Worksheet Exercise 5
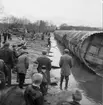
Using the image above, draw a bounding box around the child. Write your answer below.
[24,73,44,105]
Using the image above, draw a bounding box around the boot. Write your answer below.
[60,84,62,90]
[60,80,63,90]
[64,79,69,90]
[60,75,64,90]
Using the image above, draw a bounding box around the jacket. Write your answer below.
[36,55,51,84]
[59,54,73,76]
[0,48,14,68]
[24,85,44,105]
[36,55,51,72]
[17,54,29,74]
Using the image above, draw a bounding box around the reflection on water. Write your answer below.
[50,34,102,105]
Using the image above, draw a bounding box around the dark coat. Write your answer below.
[36,55,51,84]
[24,85,44,105]
[36,55,51,72]
[0,48,14,68]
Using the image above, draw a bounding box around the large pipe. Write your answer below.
[54,30,103,77]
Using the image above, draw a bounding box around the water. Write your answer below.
[49,34,102,105]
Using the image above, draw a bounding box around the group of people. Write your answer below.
[1,31,12,44]
[0,31,82,105]
[24,48,82,105]
[0,41,29,89]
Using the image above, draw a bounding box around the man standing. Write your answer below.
[59,49,73,90]
[36,51,51,85]
[0,42,14,86]
[17,51,29,89]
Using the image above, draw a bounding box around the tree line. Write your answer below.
[59,23,102,31]
[0,16,56,34]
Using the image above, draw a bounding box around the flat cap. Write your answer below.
[64,49,69,53]
[42,50,47,55]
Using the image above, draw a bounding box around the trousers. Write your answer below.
[18,73,25,88]
[60,75,69,88]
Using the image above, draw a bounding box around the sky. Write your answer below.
[0,0,102,27]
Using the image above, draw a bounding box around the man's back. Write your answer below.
[37,56,51,71]
[17,54,29,74]
[0,48,14,66]
[59,54,72,76]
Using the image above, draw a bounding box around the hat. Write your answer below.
[32,73,43,85]
[64,49,69,53]
[72,90,82,101]
[42,50,47,55]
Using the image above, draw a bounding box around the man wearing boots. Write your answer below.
[59,49,73,90]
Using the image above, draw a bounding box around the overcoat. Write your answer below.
[59,54,72,76]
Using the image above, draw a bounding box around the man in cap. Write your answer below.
[36,50,51,85]
[0,42,14,86]
[24,73,44,105]
[59,49,73,90]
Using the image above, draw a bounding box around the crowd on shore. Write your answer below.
[0,30,82,105]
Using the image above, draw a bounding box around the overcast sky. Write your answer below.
[0,0,102,27]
